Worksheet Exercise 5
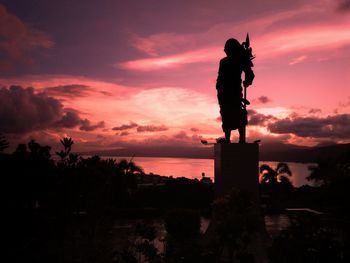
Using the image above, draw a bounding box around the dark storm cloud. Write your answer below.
[0,86,105,133]
[112,121,138,131]
[55,111,82,128]
[248,109,276,126]
[80,119,105,131]
[44,85,91,98]
[57,110,105,131]
[137,125,168,133]
[0,86,63,133]
[268,114,350,138]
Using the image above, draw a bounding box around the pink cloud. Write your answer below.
[119,1,350,72]
[117,47,219,71]
[119,25,350,71]
[130,32,190,56]
[289,55,307,65]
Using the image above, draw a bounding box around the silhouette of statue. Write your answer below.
[216,36,255,143]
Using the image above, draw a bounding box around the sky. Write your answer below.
[0,0,350,156]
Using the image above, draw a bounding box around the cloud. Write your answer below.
[129,32,191,56]
[256,96,271,104]
[289,55,307,65]
[56,110,105,131]
[119,131,130,136]
[80,119,105,131]
[0,85,105,134]
[117,47,218,71]
[0,86,63,133]
[336,0,350,12]
[112,121,138,131]
[248,109,276,126]
[0,4,53,67]
[44,85,91,98]
[267,114,350,139]
[55,111,81,128]
[137,124,168,133]
[308,108,322,114]
[118,2,350,72]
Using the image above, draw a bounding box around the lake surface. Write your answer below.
[106,156,315,187]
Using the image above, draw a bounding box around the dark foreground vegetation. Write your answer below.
[1,134,350,262]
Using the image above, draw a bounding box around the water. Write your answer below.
[106,156,314,187]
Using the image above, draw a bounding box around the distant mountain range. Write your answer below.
[260,143,350,162]
[81,143,350,163]
[260,143,350,163]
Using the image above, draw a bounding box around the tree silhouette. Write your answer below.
[56,137,74,160]
[307,153,350,186]
[0,134,9,152]
[117,158,144,175]
[213,188,259,262]
[260,162,292,185]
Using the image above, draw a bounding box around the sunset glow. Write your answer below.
[0,0,349,155]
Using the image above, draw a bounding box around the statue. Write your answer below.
[216,34,255,143]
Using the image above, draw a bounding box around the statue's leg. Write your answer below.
[225,130,231,143]
[238,125,246,143]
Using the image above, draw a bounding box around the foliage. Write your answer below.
[117,158,144,175]
[212,188,260,262]
[0,133,9,152]
[259,163,294,212]
[269,214,345,263]
[2,136,215,262]
[135,222,157,241]
[305,152,350,213]
[260,162,292,186]
[164,208,202,263]
[165,208,201,240]
[307,151,350,186]
[55,137,74,160]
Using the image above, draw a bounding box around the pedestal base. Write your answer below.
[214,143,259,200]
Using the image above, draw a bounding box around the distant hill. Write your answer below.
[260,143,350,163]
[81,145,213,159]
[81,143,350,163]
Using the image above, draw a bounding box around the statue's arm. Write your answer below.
[243,65,255,88]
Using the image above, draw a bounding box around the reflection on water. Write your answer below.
[108,156,314,187]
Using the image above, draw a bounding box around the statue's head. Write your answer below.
[224,38,241,57]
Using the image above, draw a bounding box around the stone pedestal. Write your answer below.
[214,143,259,200]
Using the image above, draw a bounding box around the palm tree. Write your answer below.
[260,162,292,185]
[116,158,144,175]
[56,137,74,160]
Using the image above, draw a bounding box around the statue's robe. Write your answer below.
[216,55,254,132]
